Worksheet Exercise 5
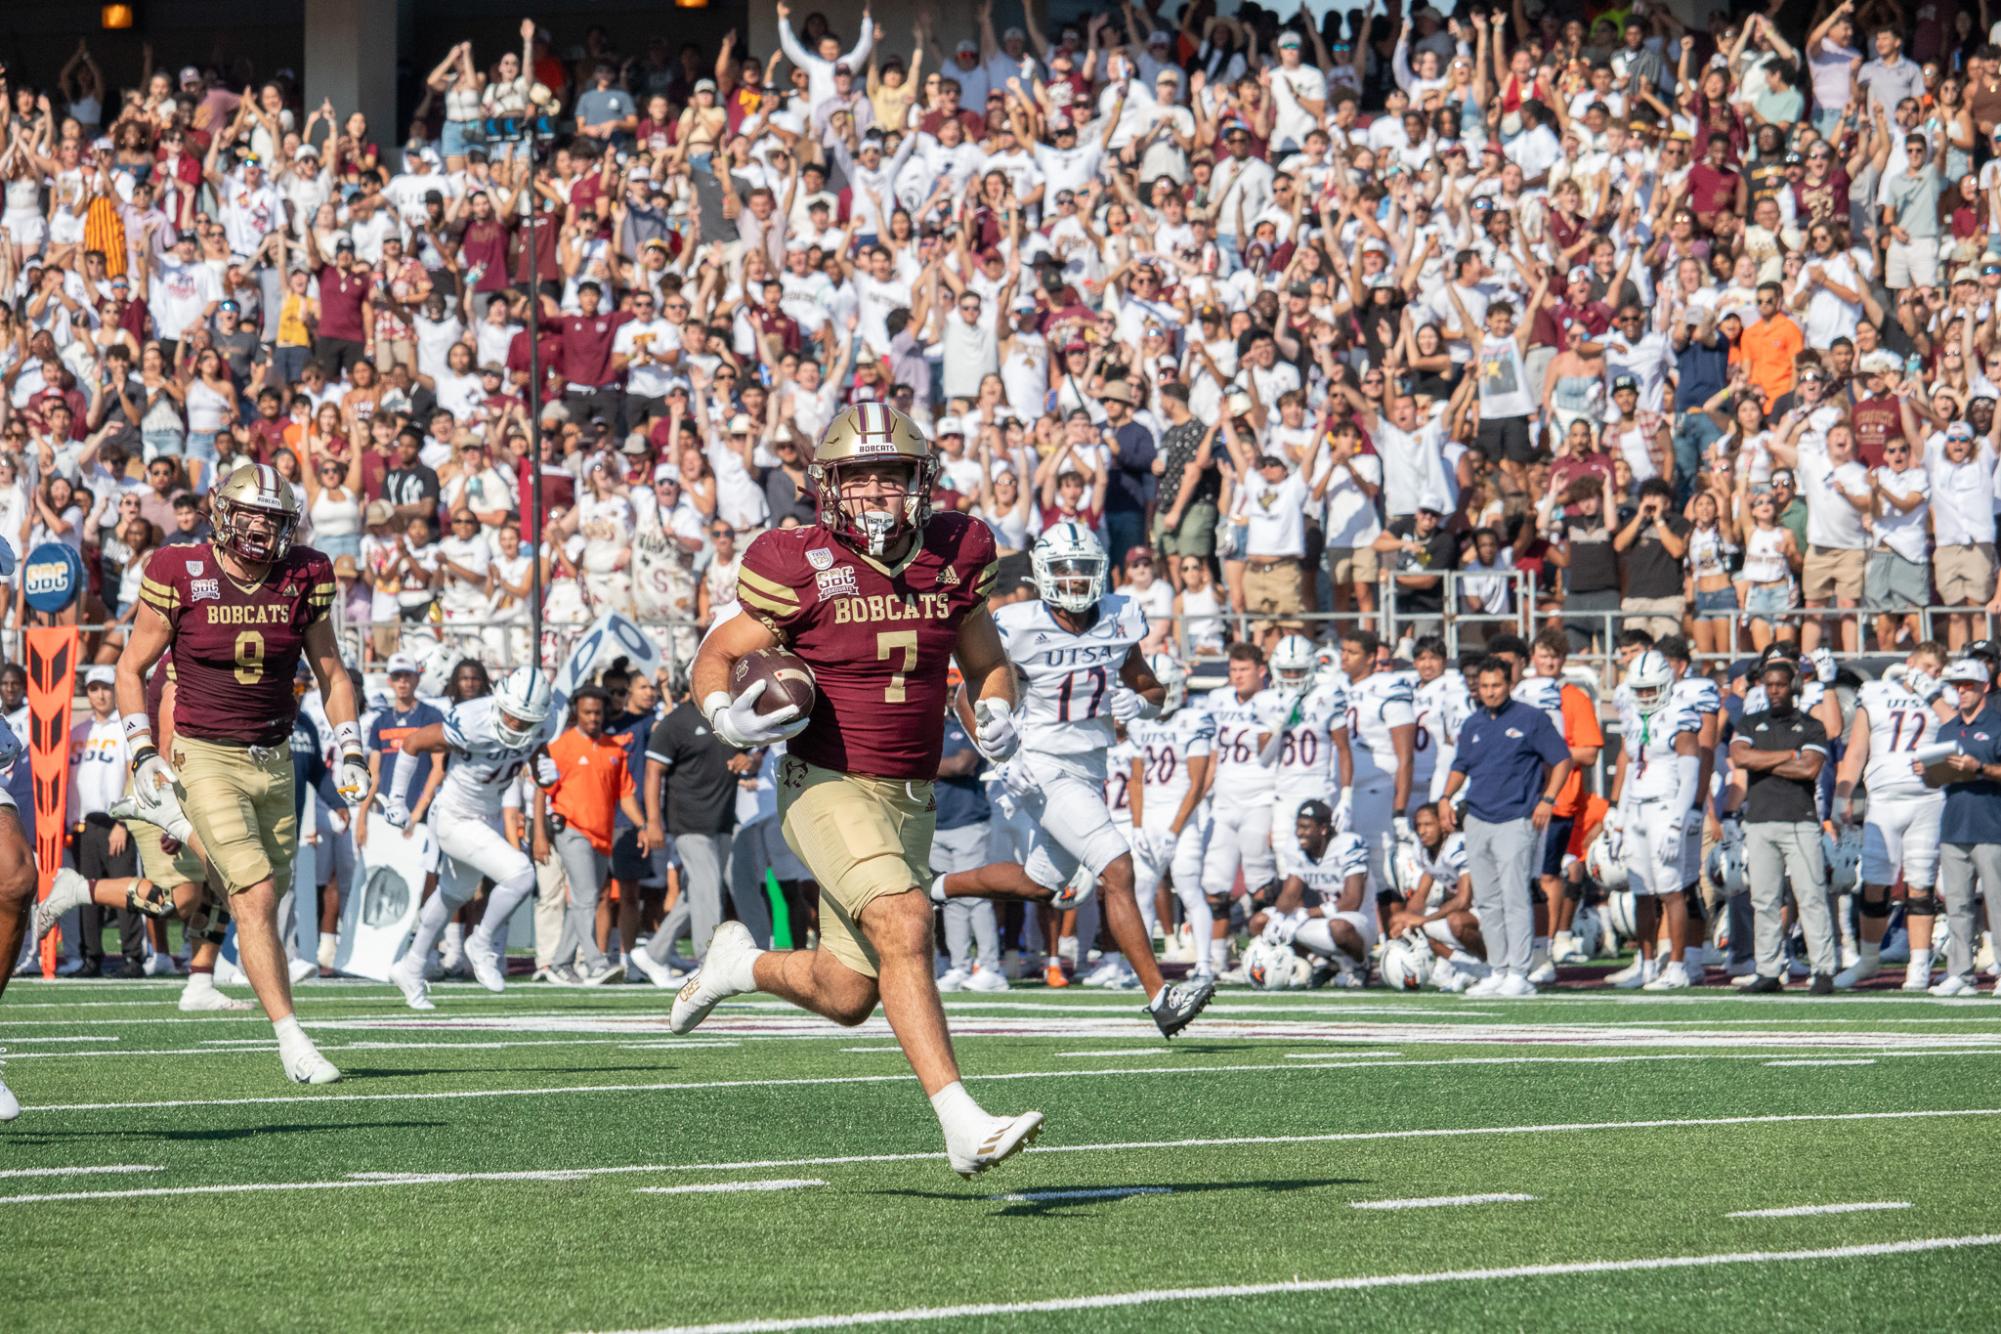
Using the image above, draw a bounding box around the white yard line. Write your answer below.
[1057,1049,1169,1057]
[1349,1192,1538,1211]
[633,1180,826,1197]
[1727,1201,1913,1219]
[0,1180,417,1205]
[0,1165,161,1180]
[586,1234,2001,1334]
[1764,1059,1878,1067]
[0,1035,119,1044]
[990,1187,1174,1203]
[1283,1051,1403,1060]
[839,1046,906,1053]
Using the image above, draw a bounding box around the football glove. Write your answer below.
[703,683,808,750]
[376,794,411,829]
[129,749,193,845]
[1392,814,1413,846]
[1906,667,1942,704]
[534,752,560,788]
[336,747,371,806]
[1260,913,1301,947]
[1110,688,1156,722]
[972,699,1021,762]
[1809,647,1837,686]
[1333,789,1354,833]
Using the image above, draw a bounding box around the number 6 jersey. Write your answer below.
[138,540,335,746]
[734,511,999,781]
[994,593,1147,781]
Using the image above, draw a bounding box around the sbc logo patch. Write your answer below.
[190,579,221,602]
[816,566,859,599]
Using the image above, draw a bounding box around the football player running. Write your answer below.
[1264,635,1355,873]
[1198,643,1283,977]
[672,404,1045,1178]
[1246,800,1373,986]
[995,523,1213,1034]
[116,465,357,1085]
[1384,801,1488,992]
[1833,642,1952,989]
[376,666,556,1009]
[1340,628,1418,897]
[1126,655,1214,976]
[1604,651,1705,990]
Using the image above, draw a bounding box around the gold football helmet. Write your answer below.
[809,402,937,556]
[212,463,304,564]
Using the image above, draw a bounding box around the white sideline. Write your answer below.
[1765,1059,1878,1067]
[585,1234,2001,1334]
[1728,1202,1913,1218]
[1349,1193,1537,1211]
[0,1165,161,1179]
[633,1180,826,1197]
[990,1187,1173,1203]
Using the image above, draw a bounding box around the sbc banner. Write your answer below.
[25,627,78,978]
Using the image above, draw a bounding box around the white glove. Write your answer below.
[1334,789,1354,833]
[534,752,560,787]
[1110,688,1150,722]
[1393,814,1413,846]
[1261,913,1301,947]
[1602,806,1625,838]
[336,747,371,806]
[703,683,809,750]
[973,699,1020,762]
[131,749,193,843]
[1810,647,1837,685]
[1906,667,1941,703]
[376,794,411,829]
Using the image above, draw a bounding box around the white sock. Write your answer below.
[929,873,950,905]
[272,1015,304,1042]
[184,971,215,998]
[929,1079,986,1136]
[1860,939,1882,967]
[1911,947,1934,971]
[723,942,762,993]
[1097,952,1124,971]
[443,922,465,957]
[476,873,538,946]
[407,892,459,960]
[1209,938,1229,972]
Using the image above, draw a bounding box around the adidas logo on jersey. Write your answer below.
[937,565,960,587]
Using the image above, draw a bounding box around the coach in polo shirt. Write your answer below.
[1436,658,1574,997]
[1921,658,2001,996]
[1724,658,1834,993]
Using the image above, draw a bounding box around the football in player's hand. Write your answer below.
[732,647,818,720]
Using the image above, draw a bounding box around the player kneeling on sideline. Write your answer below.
[993,523,1215,1034]
[1384,801,1489,992]
[670,403,1050,1177]
[375,667,556,1009]
[1245,800,1373,987]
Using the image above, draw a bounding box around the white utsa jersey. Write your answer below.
[995,593,1147,777]
[1743,679,1826,716]
[1203,686,1283,806]
[433,696,542,822]
[1272,681,1351,801]
[1345,670,1415,787]
[1414,833,1470,912]
[1413,672,1472,795]
[1672,673,1722,721]
[1617,697,1701,803]
[1106,738,1137,829]
[1513,674,1567,730]
[1288,831,1370,906]
[1128,709,1214,829]
[1856,679,1937,798]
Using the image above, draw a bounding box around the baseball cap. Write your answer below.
[1942,658,1990,685]
[727,413,754,435]
[1277,32,1303,48]
[386,653,419,677]
[179,65,202,83]
[1948,421,1977,441]
[956,39,979,56]
[1612,373,1640,393]
[1416,491,1450,515]
[936,416,965,437]
[1567,265,1593,284]
[1295,798,1334,823]
[693,78,717,94]
[653,461,681,484]
[84,666,115,688]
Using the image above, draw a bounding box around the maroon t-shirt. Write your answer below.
[316,264,373,342]
[1685,163,1741,217]
[460,219,512,294]
[553,311,628,388]
[1849,394,1902,468]
[507,328,564,406]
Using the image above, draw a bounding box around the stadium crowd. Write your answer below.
[4,2,2001,998]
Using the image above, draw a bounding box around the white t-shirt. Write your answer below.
[1799,437,1870,550]
[1871,465,1930,562]
[1315,451,1384,549]
[1241,471,1308,559]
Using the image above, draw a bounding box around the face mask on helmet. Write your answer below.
[219,500,297,563]
[493,669,551,747]
[1039,555,1103,611]
[1271,637,1316,690]
[826,460,925,557]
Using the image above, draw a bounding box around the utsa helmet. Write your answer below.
[212,464,303,564]
[493,667,554,748]
[1622,649,1675,717]
[809,402,938,557]
[1031,522,1107,613]
[1270,635,1318,691]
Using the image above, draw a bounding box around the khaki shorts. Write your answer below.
[1803,545,1866,602]
[170,734,297,895]
[1243,558,1306,618]
[1935,542,1997,606]
[1155,501,1218,559]
[1326,544,1380,588]
[777,755,935,980]
[1619,594,1684,641]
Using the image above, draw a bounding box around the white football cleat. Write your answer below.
[1903,960,1934,992]
[1611,959,1651,990]
[32,868,92,941]
[0,1071,17,1123]
[936,966,970,993]
[965,965,1010,993]
[388,954,435,1011]
[1077,958,1126,988]
[1526,945,1556,985]
[1551,931,1587,965]
[463,933,507,993]
[1493,972,1538,998]
[1464,972,1506,998]
[278,1032,342,1085]
[946,1109,1045,1179]
[1832,958,1880,990]
[178,983,253,1012]
[1643,961,1692,991]
[1929,973,1978,998]
[629,948,679,988]
[288,956,318,985]
[669,921,759,1035]
[143,951,182,977]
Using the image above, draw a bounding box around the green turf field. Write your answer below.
[2,977,1999,1332]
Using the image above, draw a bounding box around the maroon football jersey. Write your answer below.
[736,512,998,780]
[138,542,336,746]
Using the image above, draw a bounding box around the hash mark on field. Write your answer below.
[1764,1059,1878,1067]
[990,1187,1174,1203]
[1728,1201,1913,1218]
[1350,1192,1537,1211]
[590,1234,2001,1333]
[633,1179,826,1197]
[0,1165,161,1180]
[1058,1049,1168,1057]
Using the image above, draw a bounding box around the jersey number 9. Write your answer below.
[234,630,266,685]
